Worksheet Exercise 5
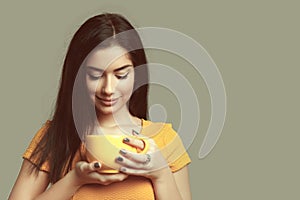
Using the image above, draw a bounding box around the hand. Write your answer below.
[73,161,128,186]
[115,136,170,181]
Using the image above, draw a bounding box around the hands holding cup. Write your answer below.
[85,131,169,182]
[75,133,150,187]
[115,134,169,181]
[73,161,128,186]
[85,133,150,173]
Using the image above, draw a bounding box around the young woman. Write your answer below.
[9,13,191,200]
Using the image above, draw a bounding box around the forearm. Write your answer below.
[151,168,183,200]
[34,170,80,200]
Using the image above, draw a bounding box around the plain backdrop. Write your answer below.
[1,1,299,199]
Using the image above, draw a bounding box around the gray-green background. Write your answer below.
[1,1,299,199]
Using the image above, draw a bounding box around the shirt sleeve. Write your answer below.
[159,123,191,172]
[22,121,51,172]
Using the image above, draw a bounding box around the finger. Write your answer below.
[123,137,145,149]
[119,167,148,176]
[120,149,149,164]
[91,173,128,185]
[77,161,101,173]
[131,129,140,136]
[102,173,128,182]
[115,155,151,170]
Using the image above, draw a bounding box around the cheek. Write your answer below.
[86,77,98,98]
[117,78,134,97]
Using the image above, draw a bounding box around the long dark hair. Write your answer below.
[29,13,149,183]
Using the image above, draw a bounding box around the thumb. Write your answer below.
[77,161,101,173]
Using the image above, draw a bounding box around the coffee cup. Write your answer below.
[85,134,149,173]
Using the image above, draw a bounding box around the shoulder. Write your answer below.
[29,120,52,144]
[141,119,177,140]
[37,120,52,136]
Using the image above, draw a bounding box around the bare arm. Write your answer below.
[116,137,192,200]
[151,166,191,200]
[8,159,80,200]
[9,159,128,200]
[9,159,49,199]
[172,166,192,200]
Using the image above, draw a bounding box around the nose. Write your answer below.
[101,75,114,95]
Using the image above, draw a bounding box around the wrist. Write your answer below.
[150,167,173,183]
[68,170,84,188]
[150,167,183,200]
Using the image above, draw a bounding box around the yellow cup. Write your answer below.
[85,135,149,173]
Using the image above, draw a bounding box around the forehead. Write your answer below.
[85,46,132,71]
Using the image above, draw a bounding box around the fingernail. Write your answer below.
[123,137,130,143]
[116,157,123,162]
[94,162,100,168]
[120,149,127,155]
[120,167,126,172]
[132,129,140,135]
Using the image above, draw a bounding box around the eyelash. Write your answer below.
[88,74,101,80]
[116,73,129,79]
[88,73,129,80]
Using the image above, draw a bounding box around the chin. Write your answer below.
[95,104,122,116]
[94,97,130,116]
[96,107,114,115]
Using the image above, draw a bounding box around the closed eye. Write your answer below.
[116,72,129,80]
[87,73,103,80]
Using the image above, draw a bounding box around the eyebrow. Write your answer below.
[86,64,133,73]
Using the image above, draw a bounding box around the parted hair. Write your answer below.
[29,13,149,183]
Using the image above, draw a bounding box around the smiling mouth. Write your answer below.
[96,96,119,106]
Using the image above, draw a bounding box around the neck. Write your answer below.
[96,107,139,128]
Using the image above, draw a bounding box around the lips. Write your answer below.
[96,96,119,106]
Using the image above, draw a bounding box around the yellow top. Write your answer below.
[23,119,191,200]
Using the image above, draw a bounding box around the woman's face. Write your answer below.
[84,46,135,116]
